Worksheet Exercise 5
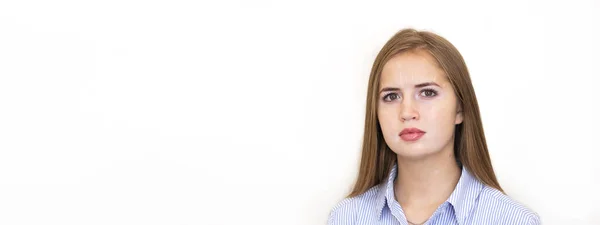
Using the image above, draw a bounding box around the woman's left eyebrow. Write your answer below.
[379,82,440,93]
[414,82,440,88]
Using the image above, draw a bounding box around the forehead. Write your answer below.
[380,50,449,87]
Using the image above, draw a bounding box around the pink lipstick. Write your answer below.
[399,128,425,141]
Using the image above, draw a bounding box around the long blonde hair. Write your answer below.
[349,28,503,197]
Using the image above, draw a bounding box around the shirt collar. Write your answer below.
[446,166,484,224]
[375,163,397,219]
[375,162,484,224]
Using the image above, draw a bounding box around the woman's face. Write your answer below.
[377,50,463,158]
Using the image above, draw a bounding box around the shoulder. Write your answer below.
[474,186,541,224]
[327,184,382,225]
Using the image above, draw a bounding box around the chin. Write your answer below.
[390,144,440,158]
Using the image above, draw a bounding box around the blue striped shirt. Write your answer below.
[328,163,540,225]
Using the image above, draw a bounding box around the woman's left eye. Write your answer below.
[420,89,438,97]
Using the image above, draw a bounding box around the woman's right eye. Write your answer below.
[383,93,400,102]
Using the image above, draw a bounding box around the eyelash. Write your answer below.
[382,88,438,102]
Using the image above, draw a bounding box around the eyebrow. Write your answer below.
[379,82,440,94]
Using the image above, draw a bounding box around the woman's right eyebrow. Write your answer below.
[379,87,400,94]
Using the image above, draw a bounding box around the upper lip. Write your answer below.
[399,127,425,135]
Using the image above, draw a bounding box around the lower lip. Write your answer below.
[400,132,425,141]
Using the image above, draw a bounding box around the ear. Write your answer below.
[455,104,464,125]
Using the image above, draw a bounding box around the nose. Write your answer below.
[399,98,419,122]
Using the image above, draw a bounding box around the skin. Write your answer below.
[377,49,464,223]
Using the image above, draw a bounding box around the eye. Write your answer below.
[382,93,400,102]
[420,88,438,97]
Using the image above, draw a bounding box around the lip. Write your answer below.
[399,128,425,141]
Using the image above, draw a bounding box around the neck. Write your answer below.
[394,146,461,208]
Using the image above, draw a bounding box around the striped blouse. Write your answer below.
[328,163,540,225]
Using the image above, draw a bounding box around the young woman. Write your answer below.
[327,28,540,225]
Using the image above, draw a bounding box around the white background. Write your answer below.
[0,0,598,224]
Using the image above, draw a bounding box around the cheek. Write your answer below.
[421,99,456,121]
[425,107,448,123]
[377,107,399,133]
[420,104,457,139]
